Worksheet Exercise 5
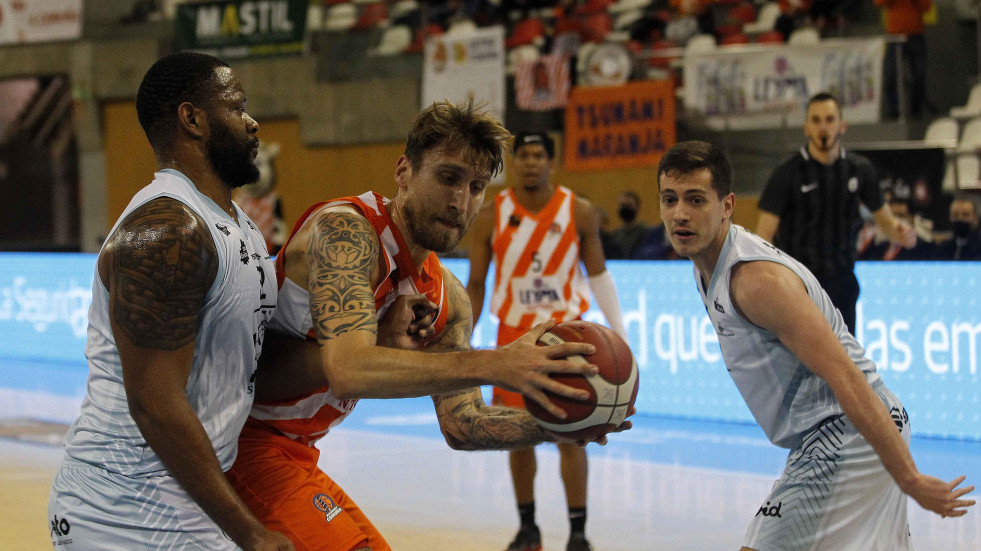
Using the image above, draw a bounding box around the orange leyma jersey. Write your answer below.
[490,185,590,330]
[243,191,449,449]
[236,192,282,252]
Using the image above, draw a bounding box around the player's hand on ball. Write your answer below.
[524,321,639,442]
[376,293,437,349]
[561,405,636,446]
[498,320,600,418]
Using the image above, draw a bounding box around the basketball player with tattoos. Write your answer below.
[226,100,628,551]
[47,53,293,550]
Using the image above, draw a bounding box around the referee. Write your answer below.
[754,92,915,333]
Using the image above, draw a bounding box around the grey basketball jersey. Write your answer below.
[62,169,277,476]
[695,224,880,449]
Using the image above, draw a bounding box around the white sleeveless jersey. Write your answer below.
[63,169,277,476]
[696,224,880,449]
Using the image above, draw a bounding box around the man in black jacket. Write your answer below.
[755,92,915,333]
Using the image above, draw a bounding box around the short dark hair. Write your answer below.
[404,98,511,178]
[621,190,641,204]
[512,131,555,159]
[952,195,979,217]
[136,52,230,152]
[657,141,733,198]
[806,92,841,116]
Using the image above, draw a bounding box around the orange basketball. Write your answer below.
[525,320,638,441]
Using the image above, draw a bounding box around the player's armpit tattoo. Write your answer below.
[308,211,379,341]
[435,391,547,450]
[107,199,218,350]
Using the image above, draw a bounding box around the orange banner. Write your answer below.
[563,80,676,172]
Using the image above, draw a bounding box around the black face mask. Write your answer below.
[951,220,974,238]
[618,206,637,224]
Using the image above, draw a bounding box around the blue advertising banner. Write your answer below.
[0,253,94,364]
[450,259,981,442]
[1,253,978,441]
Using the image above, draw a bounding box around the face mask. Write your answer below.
[618,206,637,223]
[951,220,973,238]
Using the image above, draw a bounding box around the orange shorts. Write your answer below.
[227,430,388,551]
[491,324,531,409]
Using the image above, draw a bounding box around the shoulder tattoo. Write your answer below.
[308,211,380,340]
[107,198,218,350]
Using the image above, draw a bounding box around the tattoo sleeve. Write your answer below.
[433,389,550,450]
[427,273,549,449]
[307,211,380,341]
[107,198,218,350]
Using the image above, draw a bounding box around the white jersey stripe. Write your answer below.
[249,387,350,421]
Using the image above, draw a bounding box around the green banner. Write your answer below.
[174,0,308,59]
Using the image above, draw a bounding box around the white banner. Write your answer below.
[422,25,506,123]
[682,38,885,129]
[0,0,82,45]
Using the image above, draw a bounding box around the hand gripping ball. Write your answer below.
[525,320,638,441]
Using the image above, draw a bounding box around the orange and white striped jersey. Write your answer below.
[235,192,285,253]
[243,191,449,449]
[489,185,589,330]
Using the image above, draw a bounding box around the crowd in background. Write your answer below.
[600,188,981,261]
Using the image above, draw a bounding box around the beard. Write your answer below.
[402,199,468,253]
[207,119,260,189]
[814,133,839,152]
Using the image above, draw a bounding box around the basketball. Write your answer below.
[525,320,638,441]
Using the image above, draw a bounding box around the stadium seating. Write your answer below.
[370,24,412,56]
[324,3,358,31]
[684,33,717,55]
[787,27,819,45]
[950,82,981,119]
[353,2,388,31]
[924,117,960,191]
[743,2,780,34]
[954,116,981,189]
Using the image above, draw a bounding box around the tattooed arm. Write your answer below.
[101,198,286,551]
[433,388,554,450]
[428,276,554,450]
[293,208,596,410]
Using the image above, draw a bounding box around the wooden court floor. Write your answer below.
[3,415,979,551]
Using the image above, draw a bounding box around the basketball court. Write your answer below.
[3,390,979,551]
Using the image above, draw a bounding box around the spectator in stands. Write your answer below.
[876,0,932,118]
[627,4,670,45]
[809,0,846,34]
[597,204,624,259]
[858,197,937,260]
[666,0,711,44]
[606,190,649,259]
[935,196,981,260]
[633,223,679,260]
[755,92,915,334]
[775,0,813,41]
[430,0,472,30]
[678,0,715,37]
